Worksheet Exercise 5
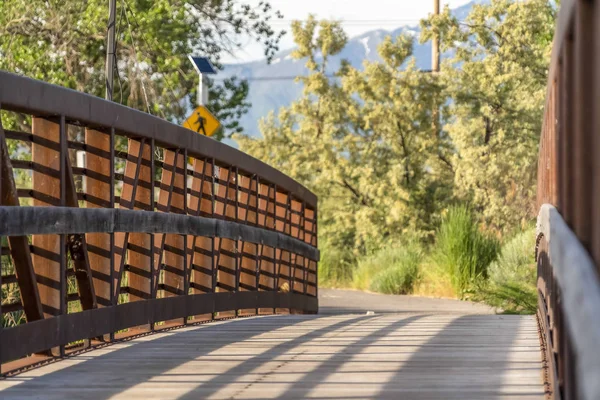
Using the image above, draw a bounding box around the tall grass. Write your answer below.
[477,228,537,314]
[318,241,356,287]
[431,205,500,297]
[353,243,422,295]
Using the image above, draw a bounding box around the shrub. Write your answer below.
[353,243,422,294]
[318,241,356,287]
[431,205,500,296]
[478,228,537,314]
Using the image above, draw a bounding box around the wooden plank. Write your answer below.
[257,183,275,314]
[31,118,62,318]
[304,207,318,297]
[275,191,291,313]
[238,174,258,315]
[187,158,214,322]
[291,199,304,295]
[215,166,237,318]
[0,123,44,322]
[85,128,112,308]
[115,139,152,303]
[154,149,186,324]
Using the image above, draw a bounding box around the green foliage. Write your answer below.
[476,228,537,313]
[0,0,285,137]
[318,241,356,287]
[421,0,557,231]
[352,243,422,295]
[368,247,421,295]
[431,206,500,296]
[239,0,556,270]
[238,15,452,255]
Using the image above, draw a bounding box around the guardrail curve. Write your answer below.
[536,1,600,399]
[0,71,319,372]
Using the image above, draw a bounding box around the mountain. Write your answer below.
[222,0,485,138]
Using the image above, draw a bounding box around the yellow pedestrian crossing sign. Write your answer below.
[182,106,221,137]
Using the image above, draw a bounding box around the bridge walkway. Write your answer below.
[0,289,544,399]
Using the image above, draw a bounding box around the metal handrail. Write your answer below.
[0,71,319,372]
[536,1,600,399]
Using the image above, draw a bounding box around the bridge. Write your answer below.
[1,0,600,399]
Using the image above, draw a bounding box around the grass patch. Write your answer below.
[353,243,422,295]
[475,228,537,314]
[430,205,500,297]
[318,241,356,287]
[412,261,456,299]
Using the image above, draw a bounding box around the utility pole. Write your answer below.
[432,0,442,151]
[105,0,117,101]
[432,0,440,73]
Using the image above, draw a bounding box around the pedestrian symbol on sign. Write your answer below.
[182,106,220,137]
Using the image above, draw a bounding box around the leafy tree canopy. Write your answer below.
[238,0,556,255]
[0,0,284,138]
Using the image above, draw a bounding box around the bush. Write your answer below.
[431,205,500,296]
[318,241,356,287]
[478,228,537,314]
[353,243,422,294]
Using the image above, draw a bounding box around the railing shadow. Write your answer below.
[0,315,317,399]
[0,311,544,399]
[370,315,544,399]
[0,314,370,399]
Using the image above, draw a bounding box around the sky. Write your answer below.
[223,0,474,63]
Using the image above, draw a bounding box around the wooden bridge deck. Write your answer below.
[0,290,544,399]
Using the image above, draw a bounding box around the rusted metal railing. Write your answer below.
[0,71,319,373]
[536,1,600,399]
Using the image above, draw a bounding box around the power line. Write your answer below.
[264,19,421,23]
[122,0,151,114]
[215,70,433,82]
[215,75,334,81]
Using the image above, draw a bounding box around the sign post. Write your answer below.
[184,55,221,136]
[188,55,217,106]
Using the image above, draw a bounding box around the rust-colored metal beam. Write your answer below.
[154,149,186,308]
[0,123,44,323]
[187,158,214,322]
[214,166,237,317]
[31,117,63,318]
[114,138,152,303]
[85,128,113,308]
[0,72,319,370]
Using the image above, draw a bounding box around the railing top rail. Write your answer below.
[537,205,600,400]
[0,71,317,208]
[547,0,575,82]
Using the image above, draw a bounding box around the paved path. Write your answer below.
[0,290,545,399]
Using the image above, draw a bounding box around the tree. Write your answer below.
[237,16,448,254]
[420,0,556,231]
[0,0,284,137]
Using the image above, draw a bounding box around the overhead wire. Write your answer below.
[121,0,151,114]
[121,0,190,114]
[114,1,125,104]
[214,69,432,83]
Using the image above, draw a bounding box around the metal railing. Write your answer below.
[536,1,600,399]
[0,71,319,372]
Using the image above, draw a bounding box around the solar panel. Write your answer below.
[188,55,217,74]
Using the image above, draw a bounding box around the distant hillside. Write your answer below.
[222,0,485,137]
